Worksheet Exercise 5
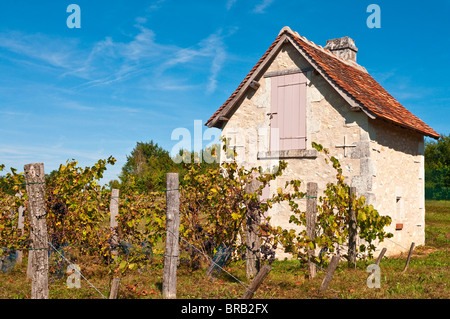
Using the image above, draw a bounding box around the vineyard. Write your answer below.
[0,144,448,300]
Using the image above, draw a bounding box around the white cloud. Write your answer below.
[147,0,168,11]
[60,101,95,112]
[226,0,238,10]
[253,0,275,13]
[0,143,110,170]
[0,31,82,70]
[202,33,227,93]
[0,22,231,94]
[0,110,32,117]
[159,29,230,94]
[135,16,147,24]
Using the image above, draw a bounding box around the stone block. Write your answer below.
[360,158,376,176]
[351,141,370,159]
[351,175,373,192]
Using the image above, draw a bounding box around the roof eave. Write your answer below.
[206,33,289,128]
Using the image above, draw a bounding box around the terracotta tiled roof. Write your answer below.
[206,28,440,139]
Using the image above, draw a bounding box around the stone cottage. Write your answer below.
[205,26,440,257]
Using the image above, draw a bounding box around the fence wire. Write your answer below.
[26,227,107,299]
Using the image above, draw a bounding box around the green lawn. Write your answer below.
[424,200,450,248]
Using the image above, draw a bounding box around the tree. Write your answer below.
[119,141,175,193]
[425,134,450,200]
[117,141,220,193]
[425,134,450,170]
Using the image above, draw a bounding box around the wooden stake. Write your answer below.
[110,189,120,257]
[245,178,261,279]
[319,254,340,292]
[348,187,357,268]
[375,248,387,266]
[24,163,48,299]
[109,277,121,299]
[16,192,25,265]
[402,242,415,273]
[242,265,272,299]
[162,173,180,299]
[306,182,318,279]
[27,250,33,280]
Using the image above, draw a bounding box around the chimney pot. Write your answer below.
[324,36,358,63]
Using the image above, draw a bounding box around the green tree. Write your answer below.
[119,141,176,192]
[117,141,220,193]
[425,134,450,199]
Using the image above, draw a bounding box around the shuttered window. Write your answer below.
[269,72,307,151]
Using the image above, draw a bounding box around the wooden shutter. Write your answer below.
[270,72,307,151]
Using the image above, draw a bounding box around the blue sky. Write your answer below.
[0,0,449,183]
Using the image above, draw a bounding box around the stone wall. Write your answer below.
[367,119,425,255]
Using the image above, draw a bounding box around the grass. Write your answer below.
[424,200,450,248]
[1,200,449,299]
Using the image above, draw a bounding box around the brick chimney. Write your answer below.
[324,36,358,63]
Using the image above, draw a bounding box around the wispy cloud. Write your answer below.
[68,25,177,89]
[146,79,201,91]
[159,28,233,94]
[0,21,233,94]
[0,143,110,168]
[0,31,82,70]
[371,70,436,104]
[146,0,168,12]
[203,33,227,93]
[0,110,32,117]
[226,0,238,10]
[253,0,275,13]
[60,101,95,112]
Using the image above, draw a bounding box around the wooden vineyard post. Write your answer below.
[17,205,25,264]
[306,182,318,279]
[110,189,120,257]
[162,173,180,299]
[16,192,25,265]
[319,254,340,292]
[348,187,357,268]
[24,163,49,299]
[402,242,415,273]
[242,265,272,299]
[375,247,387,266]
[109,277,121,299]
[245,178,262,279]
[27,248,33,280]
